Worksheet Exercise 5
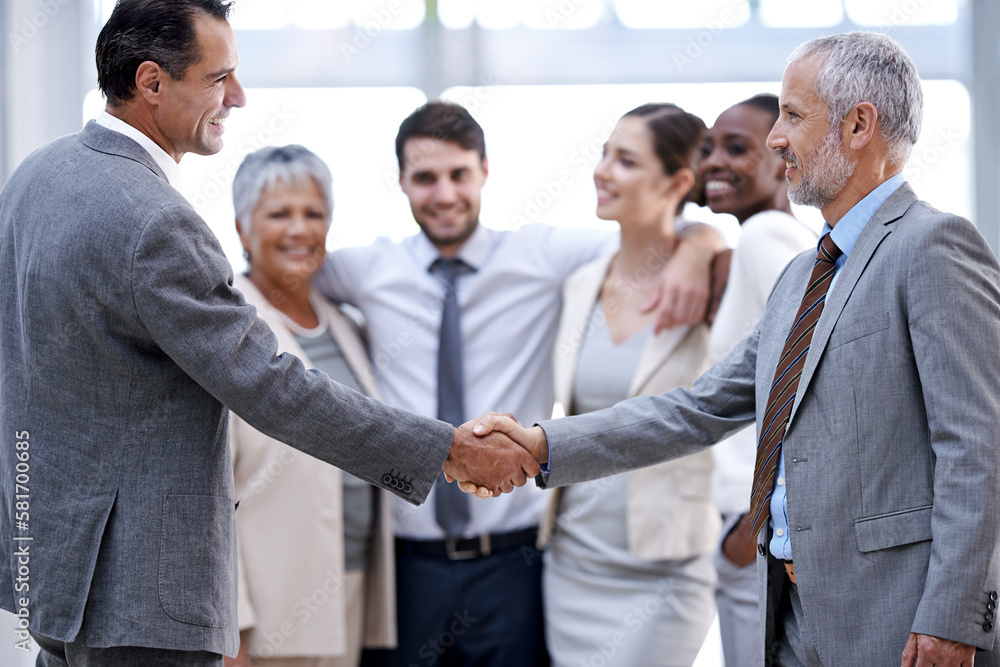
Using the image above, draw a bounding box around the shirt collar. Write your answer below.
[823,173,906,258]
[96,110,185,191]
[412,222,494,273]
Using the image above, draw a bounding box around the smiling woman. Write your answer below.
[227,144,398,667]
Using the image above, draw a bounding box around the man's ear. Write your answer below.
[480,157,489,183]
[846,102,879,151]
[134,61,164,105]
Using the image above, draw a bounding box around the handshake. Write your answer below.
[443,413,551,498]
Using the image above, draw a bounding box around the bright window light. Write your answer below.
[229,0,292,30]
[614,0,750,29]
[522,0,603,30]
[290,0,351,29]
[758,0,844,27]
[97,0,116,24]
[438,0,476,29]
[844,0,958,26]
[351,0,426,30]
[475,0,524,29]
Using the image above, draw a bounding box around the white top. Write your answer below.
[709,210,820,515]
[315,223,614,539]
[96,110,185,190]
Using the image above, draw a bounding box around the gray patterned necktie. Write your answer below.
[432,257,472,538]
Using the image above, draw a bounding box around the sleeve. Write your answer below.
[132,205,453,504]
[906,215,1000,649]
[738,214,816,304]
[312,246,368,306]
[539,318,760,488]
[534,224,618,282]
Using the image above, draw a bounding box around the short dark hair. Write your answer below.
[395,101,486,171]
[737,93,780,125]
[623,103,707,210]
[96,0,233,107]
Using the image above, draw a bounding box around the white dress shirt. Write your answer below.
[96,111,184,190]
[316,223,614,539]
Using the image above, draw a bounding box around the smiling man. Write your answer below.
[474,32,1000,666]
[0,3,533,665]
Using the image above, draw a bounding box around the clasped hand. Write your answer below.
[440,413,549,498]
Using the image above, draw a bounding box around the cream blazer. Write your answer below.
[231,274,396,657]
[540,253,721,560]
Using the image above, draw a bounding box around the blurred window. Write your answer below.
[613,0,750,29]
[844,0,959,26]
[758,0,844,27]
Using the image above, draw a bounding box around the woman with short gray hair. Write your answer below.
[226,145,396,667]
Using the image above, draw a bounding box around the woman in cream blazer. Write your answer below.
[231,275,397,665]
[227,145,395,667]
[540,105,719,667]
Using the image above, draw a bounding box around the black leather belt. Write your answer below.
[395,527,538,561]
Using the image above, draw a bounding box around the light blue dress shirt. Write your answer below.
[769,173,906,559]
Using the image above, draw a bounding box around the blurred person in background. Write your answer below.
[313,101,725,667]
[540,104,718,667]
[226,145,396,667]
[698,93,818,667]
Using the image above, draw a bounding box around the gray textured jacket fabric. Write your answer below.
[0,121,452,655]
[541,184,1000,665]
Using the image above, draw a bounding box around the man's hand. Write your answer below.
[901,633,976,666]
[443,421,540,498]
[454,414,550,495]
[641,223,724,332]
[707,248,733,325]
[720,511,757,568]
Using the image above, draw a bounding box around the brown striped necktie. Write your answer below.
[748,233,842,538]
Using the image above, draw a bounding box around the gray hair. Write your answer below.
[233,145,333,230]
[789,32,923,164]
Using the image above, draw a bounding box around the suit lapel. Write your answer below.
[788,184,918,423]
[553,255,611,409]
[628,325,690,397]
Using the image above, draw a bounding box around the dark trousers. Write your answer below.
[773,583,822,667]
[363,543,549,667]
[30,630,223,667]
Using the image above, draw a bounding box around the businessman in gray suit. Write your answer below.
[473,32,1000,666]
[0,1,535,665]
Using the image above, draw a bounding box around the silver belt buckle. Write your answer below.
[445,534,491,560]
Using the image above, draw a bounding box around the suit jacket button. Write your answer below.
[403,483,412,494]
[757,544,766,556]
[984,621,994,632]
[382,474,393,485]
[986,611,995,622]
[989,601,997,611]
[990,591,998,602]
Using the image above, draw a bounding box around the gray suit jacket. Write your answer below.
[540,183,1000,665]
[0,122,452,655]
